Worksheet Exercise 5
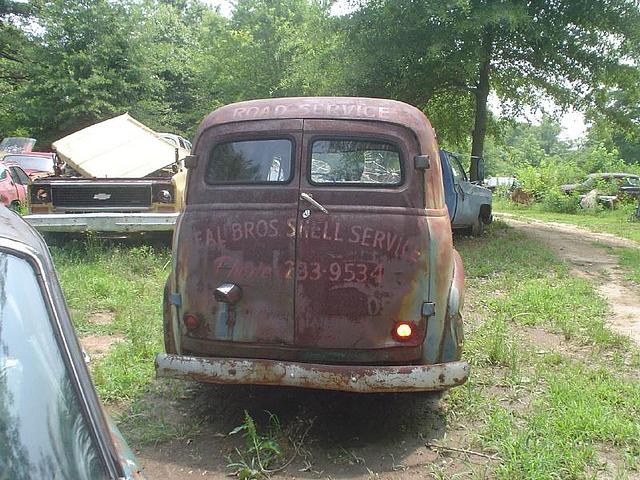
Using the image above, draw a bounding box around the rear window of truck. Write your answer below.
[310,139,402,186]
[205,139,293,184]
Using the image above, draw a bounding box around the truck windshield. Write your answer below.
[3,154,53,172]
[310,139,401,185]
[0,253,108,480]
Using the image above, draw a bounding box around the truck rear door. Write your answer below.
[293,120,430,352]
[178,120,302,345]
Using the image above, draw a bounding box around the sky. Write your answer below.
[203,0,588,142]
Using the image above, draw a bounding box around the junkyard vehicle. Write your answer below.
[440,149,492,236]
[0,163,30,209]
[24,114,188,233]
[0,207,144,479]
[159,132,193,151]
[620,183,640,220]
[561,172,640,195]
[483,176,516,192]
[3,152,56,179]
[562,173,640,209]
[157,97,469,393]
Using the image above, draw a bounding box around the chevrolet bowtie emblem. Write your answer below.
[93,193,111,200]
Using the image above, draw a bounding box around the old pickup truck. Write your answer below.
[25,114,188,233]
[156,97,469,393]
[440,149,492,236]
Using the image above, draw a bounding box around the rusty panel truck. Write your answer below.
[156,97,468,393]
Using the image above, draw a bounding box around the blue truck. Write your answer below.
[440,149,493,236]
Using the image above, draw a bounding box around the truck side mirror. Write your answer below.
[471,156,485,183]
[184,155,198,169]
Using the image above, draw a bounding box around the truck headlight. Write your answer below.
[32,187,50,203]
[157,189,172,203]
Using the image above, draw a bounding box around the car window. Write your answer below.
[9,167,29,185]
[449,155,466,182]
[0,253,109,480]
[0,166,7,181]
[205,139,293,184]
[0,138,36,154]
[626,177,640,187]
[310,139,401,185]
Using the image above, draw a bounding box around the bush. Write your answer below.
[542,187,580,214]
[513,159,566,201]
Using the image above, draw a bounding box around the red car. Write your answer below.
[0,162,30,209]
[3,152,56,179]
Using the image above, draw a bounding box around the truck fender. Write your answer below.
[441,249,465,362]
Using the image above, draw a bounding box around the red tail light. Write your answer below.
[183,313,200,330]
[393,322,414,341]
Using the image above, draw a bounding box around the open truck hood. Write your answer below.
[52,113,189,178]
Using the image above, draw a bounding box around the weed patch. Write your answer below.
[454,222,640,479]
[611,247,640,285]
[51,238,170,401]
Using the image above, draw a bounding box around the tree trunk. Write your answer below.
[470,30,493,182]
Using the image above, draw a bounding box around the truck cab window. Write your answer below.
[310,139,401,185]
[205,139,293,184]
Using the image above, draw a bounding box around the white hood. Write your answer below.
[52,114,189,178]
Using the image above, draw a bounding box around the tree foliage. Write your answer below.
[0,0,638,166]
[346,0,640,178]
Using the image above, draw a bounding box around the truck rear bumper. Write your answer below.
[24,212,179,232]
[155,353,469,393]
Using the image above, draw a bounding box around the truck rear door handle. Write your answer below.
[300,192,329,214]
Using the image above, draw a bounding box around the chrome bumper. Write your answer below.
[155,353,469,393]
[24,212,179,232]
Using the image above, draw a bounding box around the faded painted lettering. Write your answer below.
[232,103,394,121]
[195,219,418,262]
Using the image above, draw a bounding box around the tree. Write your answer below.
[196,0,343,110]
[15,0,151,144]
[0,1,40,137]
[134,0,211,136]
[347,0,640,180]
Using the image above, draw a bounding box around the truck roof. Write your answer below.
[195,97,435,152]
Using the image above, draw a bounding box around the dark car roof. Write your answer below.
[0,206,49,255]
[195,97,435,152]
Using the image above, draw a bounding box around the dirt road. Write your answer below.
[500,217,640,346]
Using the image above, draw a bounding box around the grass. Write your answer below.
[448,221,639,479]
[494,196,640,243]
[482,365,640,480]
[50,236,170,402]
[48,223,640,479]
[611,247,640,285]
